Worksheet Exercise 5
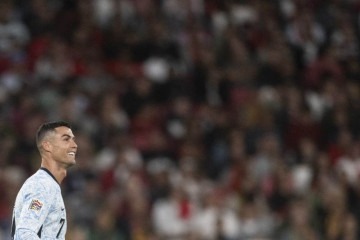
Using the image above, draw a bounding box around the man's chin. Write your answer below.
[65,160,76,168]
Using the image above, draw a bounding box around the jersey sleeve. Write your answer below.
[15,182,54,240]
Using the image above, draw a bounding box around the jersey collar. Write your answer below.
[40,167,59,185]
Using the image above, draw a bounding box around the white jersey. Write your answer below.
[11,168,67,240]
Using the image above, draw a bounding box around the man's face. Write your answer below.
[48,126,77,167]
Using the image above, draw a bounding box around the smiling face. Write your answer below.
[44,126,78,168]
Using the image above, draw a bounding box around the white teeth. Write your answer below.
[68,152,75,156]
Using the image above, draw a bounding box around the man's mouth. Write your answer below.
[68,152,76,156]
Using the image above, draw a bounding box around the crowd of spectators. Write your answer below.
[1,0,360,239]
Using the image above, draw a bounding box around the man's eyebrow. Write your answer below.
[61,134,74,139]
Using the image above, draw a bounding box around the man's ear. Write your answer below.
[42,141,52,152]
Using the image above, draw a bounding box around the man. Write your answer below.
[11,121,77,239]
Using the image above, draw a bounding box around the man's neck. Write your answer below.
[41,161,67,184]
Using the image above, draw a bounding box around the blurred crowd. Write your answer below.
[1,0,360,239]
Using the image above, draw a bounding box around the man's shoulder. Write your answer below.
[22,170,58,192]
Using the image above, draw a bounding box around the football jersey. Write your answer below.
[11,168,67,240]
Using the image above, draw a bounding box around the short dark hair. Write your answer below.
[36,121,72,148]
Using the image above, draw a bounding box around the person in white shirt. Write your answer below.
[11,120,77,240]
